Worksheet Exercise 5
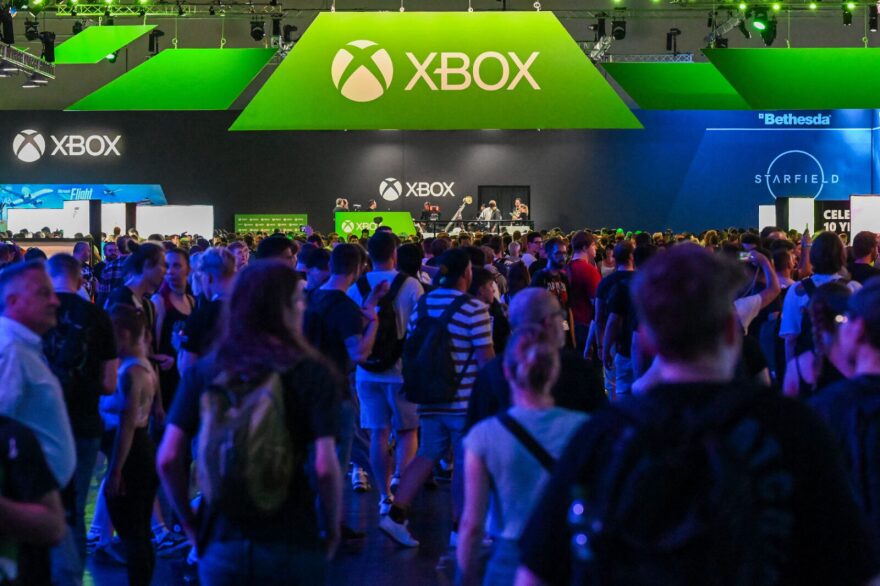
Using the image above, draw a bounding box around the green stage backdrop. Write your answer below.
[54,25,156,65]
[235,214,309,233]
[335,212,416,236]
[231,12,641,131]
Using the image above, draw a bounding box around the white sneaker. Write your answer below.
[379,515,419,547]
[379,496,394,516]
[352,465,370,493]
[390,473,401,494]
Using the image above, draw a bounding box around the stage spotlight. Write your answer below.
[759,15,777,44]
[72,19,83,34]
[752,6,768,30]
[39,30,54,62]
[250,19,265,41]
[106,51,118,62]
[843,3,853,25]
[666,27,681,52]
[24,19,39,41]
[737,18,752,38]
[0,7,14,45]
[282,23,297,43]
[148,28,164,54]
[208,4,215,15]
[611,13,626,40]
[177,2,184,16]
[809,1,817,8]
[870,5,878,31]
[715,36,729,47]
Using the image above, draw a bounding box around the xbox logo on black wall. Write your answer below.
[379,178,403,202]
[331,40,394,103]
[13,129,46,163]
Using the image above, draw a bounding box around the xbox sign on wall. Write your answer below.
[231,12,641,131]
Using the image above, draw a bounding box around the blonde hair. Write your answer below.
[503,324,560,394]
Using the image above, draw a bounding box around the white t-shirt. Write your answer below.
[522,253,537,268]
[347,269,424,383]
[778,273,861,338]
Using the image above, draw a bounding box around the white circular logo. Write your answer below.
[331,40,393,103]
[12,129,45,163]
[764,150,828,199]
[341,220,355,233]
[379,177,403,202]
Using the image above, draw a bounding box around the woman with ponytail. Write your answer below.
[783,281,854,398]
[457,325,589,586]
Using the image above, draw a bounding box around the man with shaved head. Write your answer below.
[466,287,607,430]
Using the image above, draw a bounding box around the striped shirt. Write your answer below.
[407,288,493,415]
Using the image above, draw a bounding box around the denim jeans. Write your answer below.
[614,353,634,397]
[483,538,520,586]
[72,437,101,563]
[199,540,326,586]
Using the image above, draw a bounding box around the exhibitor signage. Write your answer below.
[335,211,417,236]
[11,128,123,164]
[231,12,641,131]
[234,214,309,233]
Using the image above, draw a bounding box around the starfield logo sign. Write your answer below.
[755,149,839,199]
[12,129,122,163]
[758,113,831,126]
[331,39,540,103]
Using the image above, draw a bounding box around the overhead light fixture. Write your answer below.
[870,4,878,31]
[106,51,118,62]
[843,3,853,25]
[208,4,215,15]
[72,20,83,35]
[666,27,681,53]
[148,28,164,54]
[250,18,265,41]
[737,18,752,37]
[177,2,185,16]
[38,30,54,62]
[611,9,626,40]
[282,23,297,43]
[772,2,781,10]
[24,19,39,41]
[752,6,769,29]
[0,7,14,45]
[759,15,777,44]
[809,1,817,8]
[715,36,729,47]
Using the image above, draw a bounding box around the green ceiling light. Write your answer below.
[846,1,856,8]
[739,2,748,10]
[105,51,117,62]
[772,2,781,10]
[752,6,769,29]
[809,1,817,8]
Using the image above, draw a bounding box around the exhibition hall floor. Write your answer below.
[83,479,456,586]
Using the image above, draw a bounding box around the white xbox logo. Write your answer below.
[341,220,356,233]
[331,40,393,103]
[379,178,402,202]
[12,129,45,163]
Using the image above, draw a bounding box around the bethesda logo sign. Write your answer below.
[755,150,839,199]
[332,40,540,103]
[379,178,455,200]
[758,113,831,126]
[12,129,122,163]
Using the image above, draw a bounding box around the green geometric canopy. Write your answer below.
[602,62,749,110]
[704,48,880,110]
[67,48,276,111]
[54,25,156,65]
[231,12,642,131]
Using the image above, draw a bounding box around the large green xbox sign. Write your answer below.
[231,12,641,131]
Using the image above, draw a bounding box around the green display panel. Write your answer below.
[602,62,749,110]
[54,25,156,65]
[704,48,880,110]
[231,12,641,131]
[335,212,416,237]
[68,49,276,111]
[235,213,309,233]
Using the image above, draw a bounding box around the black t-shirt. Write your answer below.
[167,353,341,547]
[0,416,58,586]
[519,382,879,586]
[606,279,636,358]
[43,293,117,438]
[302,289,363,375]
[180,298,223,356]
[596,270,634,308]
[849,262,880,285]
[466,348,608,431]
[530,269,572,310]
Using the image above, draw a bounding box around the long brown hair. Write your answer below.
[214,260,319,381]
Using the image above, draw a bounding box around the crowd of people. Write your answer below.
[1,220,880,585]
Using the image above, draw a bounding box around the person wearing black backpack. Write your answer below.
[516,244,879,586]
[43,254,118,580]
[347,232,424,517]
[381,248,495,549]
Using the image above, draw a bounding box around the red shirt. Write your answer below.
[566,258,601,326]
